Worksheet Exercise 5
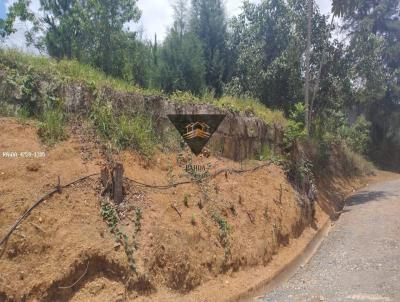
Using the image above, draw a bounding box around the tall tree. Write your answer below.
[304,0,313,134]
[1,0,35,43]
[7,0,141,77]
[190,0,228,96]
[331,0,359,17]
[158,1,206,94]
[337,0,400,166]
[80,0,141,75]
[173,0,188,38]
[227,0,328,113]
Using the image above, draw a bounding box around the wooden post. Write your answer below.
[112,163,124,203]
[101,166,109,187]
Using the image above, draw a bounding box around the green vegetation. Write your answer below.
[340,116,371,156]
[38,108,68,145]
[283,103,307,150]
[0,49,149,95]
[100,199,138,272]
[212,213,231,267]
[89,99,156,156]
[0,49,286,129]
[259,144,272,161]
[134,207,143,235]
[2,0,397,168]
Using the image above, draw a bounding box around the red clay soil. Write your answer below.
[0,118,396,302]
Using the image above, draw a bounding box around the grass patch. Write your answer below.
[171,91,287,127]
[38,108,68,145]
[214,96,287,126]
[90,100,156,156]
[113,115,155,153]
[0,49,287,129]
[341,145,375,176]
[0,48,157,95]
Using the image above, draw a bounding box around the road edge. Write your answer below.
[229,218,333,302]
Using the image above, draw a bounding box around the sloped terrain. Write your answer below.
[0,118,390,302]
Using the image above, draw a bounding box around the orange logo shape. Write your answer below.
[183,122,211,140]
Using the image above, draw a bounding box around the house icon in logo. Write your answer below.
[183,122,211,139]
[167,114,226,156]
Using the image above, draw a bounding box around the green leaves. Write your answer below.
[159,30,206,94]
[227,0,328,112]
[90,99,156,156]
[190,0,228,96]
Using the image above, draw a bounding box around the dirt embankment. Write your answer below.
[0,118,395,302]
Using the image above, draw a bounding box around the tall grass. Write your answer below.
[170,92,287,127]
[0,49,287,128]
[0,49,156,94]
[113,115,156,154]
[90,100,156,156]
[341,144,375,176]
[38,108,68,145]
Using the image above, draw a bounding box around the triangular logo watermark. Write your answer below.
[168,114,226,156]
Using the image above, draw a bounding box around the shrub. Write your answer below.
[284,120,307,150]
[313,132,335,170]
[38,108,68,145]
[340,116,371,155]
[283,103,307,150]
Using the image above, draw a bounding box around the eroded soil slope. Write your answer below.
[0,118,385,302]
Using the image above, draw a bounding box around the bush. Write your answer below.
[38,108,68,145]
[340,116,371,155]
[283,103,307,150]
[284,120,307,150]
[312,132,336,170]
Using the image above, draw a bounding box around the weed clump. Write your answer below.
[90,100,156,156]
[212,213,231,268]
[100,199,138,272]
[38,108,68,145]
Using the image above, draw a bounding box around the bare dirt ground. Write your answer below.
[0,118,396,302]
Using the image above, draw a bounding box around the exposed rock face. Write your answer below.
[1,77,283,161]
[92,87,283,161]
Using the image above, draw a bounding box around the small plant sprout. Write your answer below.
[191,213,196,225]
[183,193,190,207]
[264,207,269,222]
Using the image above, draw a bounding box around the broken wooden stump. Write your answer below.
[113,163,124,204]
[101,162,124,203]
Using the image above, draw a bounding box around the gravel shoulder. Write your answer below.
[260,179,400,302]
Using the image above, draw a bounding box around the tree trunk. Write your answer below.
[304,0,313,135]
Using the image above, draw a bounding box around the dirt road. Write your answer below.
[259,179,400,302]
